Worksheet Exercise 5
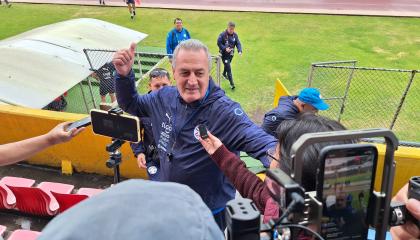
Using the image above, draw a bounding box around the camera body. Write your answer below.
[226,129,419,240]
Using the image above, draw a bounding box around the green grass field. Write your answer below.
[1,4,419,140]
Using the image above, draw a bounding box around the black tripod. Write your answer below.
[106,139,125,184]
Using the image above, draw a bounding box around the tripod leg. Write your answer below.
[114,165,121,184]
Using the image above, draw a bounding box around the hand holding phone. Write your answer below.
[66,116,91,132]
[198,124,209,139]
[197,128,223,156]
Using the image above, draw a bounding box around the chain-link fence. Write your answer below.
[308,61,420,146]
[50,48,221,114]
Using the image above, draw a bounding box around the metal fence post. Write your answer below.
[83,49,95,71]
[337,62,357,122]
[136,52,143,80]
[79,82,90,113]
[87,77,97,109]
[307,64,315,87]
[216,56,221,86]
[389,70,417,130]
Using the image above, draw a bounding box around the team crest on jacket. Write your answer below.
[193,125,201,140]
[234,108,244,116]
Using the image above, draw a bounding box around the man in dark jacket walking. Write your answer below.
[217,21,242,90]
[261,88,329,137]
[113,39,276,230]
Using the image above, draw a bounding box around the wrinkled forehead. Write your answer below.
[174,49,209,72]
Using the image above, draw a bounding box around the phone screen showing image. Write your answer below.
[318,144,377,240]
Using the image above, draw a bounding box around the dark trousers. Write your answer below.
[222,54,234,87]
[0,0,10,4]
[213,209,226,231]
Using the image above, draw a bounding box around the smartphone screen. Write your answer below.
[91,109,140,143]
[317,144,377,240]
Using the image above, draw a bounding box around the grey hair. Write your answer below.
[172,39,212,71]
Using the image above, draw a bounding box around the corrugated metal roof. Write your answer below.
[0,18,147,109]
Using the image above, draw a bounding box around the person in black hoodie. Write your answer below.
[217,21,242,90]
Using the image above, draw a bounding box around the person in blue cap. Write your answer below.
[261,87,329,137]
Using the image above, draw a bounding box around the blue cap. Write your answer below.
[298,88,329,110]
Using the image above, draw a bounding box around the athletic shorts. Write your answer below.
[99,78,115,96]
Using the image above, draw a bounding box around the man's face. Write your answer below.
[227,26,235,35]
[336,192,347,209]
[149,76,171,92]
[175,20,183,31]
[173,49,210,104]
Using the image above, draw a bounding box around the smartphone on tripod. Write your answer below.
[316,144,378,240]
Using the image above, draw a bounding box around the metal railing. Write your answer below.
[308,61,420,146]
[50,48,221,114]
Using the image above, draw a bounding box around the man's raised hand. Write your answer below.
[112,43,136,77]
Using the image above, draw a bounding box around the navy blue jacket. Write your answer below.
[217,30,242,57]
[166,28,191,55]
[130,116,160,180]
[116,70,276,211]
[261,96,299,137]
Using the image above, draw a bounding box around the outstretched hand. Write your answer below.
[198,131,223,155]
[47,122,85,145]
[112,42,136,77]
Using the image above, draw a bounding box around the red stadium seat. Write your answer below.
[51,187,103,213]
[50,192,88,213]
[6,182,74,216]
[0,177,35,209]
[7,229,41,240]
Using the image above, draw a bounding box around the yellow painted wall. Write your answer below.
[1,103,419,196]
[375,144,420,195]
[0,105,147,179]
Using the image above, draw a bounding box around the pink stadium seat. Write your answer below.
[1,177,35,188]
[8,229,41,240]
[51,187,103,213]
[6,181,74,216]
[77,187,103,197]
[0,177,35,209]
[0,225,6,237]
[0,182,16,209]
